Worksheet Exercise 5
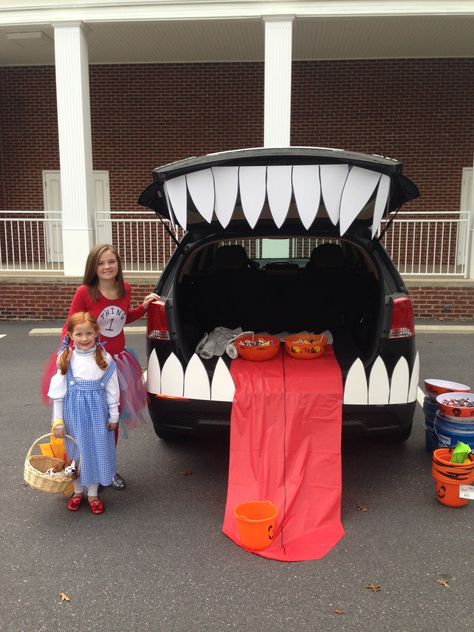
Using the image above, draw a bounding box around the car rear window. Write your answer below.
[219,236,341,269]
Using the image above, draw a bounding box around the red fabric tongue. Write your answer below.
[223,346,345,561]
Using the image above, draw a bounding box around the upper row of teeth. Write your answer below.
[147,350,419,405]
[163,164,390,237]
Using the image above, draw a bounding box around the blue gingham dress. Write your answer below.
[64,359,117,487]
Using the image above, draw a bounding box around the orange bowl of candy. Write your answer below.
[424,379,470,402]
[236,334,280,361]
[284,333,328,359]
[435,392,474,420]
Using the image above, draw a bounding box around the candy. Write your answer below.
[441,397,473,408]
[239,337,275,348]
[293,338,321,344]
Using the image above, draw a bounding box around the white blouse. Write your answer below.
[48,349,120,423]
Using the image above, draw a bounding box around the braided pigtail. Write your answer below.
[58,335,72,375]
[94,342,108,371]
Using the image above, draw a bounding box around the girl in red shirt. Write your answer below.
[42,243,159,490]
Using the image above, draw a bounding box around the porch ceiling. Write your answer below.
[1,14,474,66]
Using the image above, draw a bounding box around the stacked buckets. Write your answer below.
[432,448,474,508]
[423,379,471,452]
[425,380,474,507]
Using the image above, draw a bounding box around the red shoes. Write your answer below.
[67,494,105,514]
[67,494,83,511]
[88,498,105,515]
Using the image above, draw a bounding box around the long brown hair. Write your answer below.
[58,312,108,374]
[82,243,125,301]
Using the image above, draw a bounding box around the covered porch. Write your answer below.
[0,1,474,319]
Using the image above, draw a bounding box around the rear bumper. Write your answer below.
[147,394,416,437]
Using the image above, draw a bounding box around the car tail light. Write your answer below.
[389,296,415,339]
[147,299,170,341]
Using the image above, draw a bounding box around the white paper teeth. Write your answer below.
[320,164,349,226]
[368,356,390,404]
[343,357,367,405]
[239,166,267,228]
[160,353,184,398]
[184,354,211,400]
[164,175,188,231]
[147,352,236,402]
[211,357,236,402]
[164,163,391,236]
[389,356,410,404]
[150,352,417,406]
[186,170,214,223]
[344,355,418,405]
[146,348,161,394]
[371,174,390,238]
[266,165,293,228]
[408,351,420,403]
[212,166,239,229]
[339,167,381,236]
[292,165,320,229]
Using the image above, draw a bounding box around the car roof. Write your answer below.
[138,146,419,238]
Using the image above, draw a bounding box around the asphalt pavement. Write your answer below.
[1,320,473,632]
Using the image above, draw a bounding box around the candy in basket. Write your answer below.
[24,433,80,495]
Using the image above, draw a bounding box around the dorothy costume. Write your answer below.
[48,349,120,488]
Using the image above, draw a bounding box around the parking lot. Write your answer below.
[1,320,474,632]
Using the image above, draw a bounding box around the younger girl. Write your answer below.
[42,243,159,490]
[49,312,120,514]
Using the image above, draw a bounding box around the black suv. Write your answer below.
[139,147,420,441]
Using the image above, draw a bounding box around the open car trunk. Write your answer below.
[172,229,386,374]
[143,148,418,439]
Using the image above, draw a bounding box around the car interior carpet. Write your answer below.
[223,346,345,561]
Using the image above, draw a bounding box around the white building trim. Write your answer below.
[264,16,293,147]
[469,159,474,279]
[54,21,95,276]
[3,1,474,26]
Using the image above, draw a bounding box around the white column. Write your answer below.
[54,22,94,276]
[263,16,294,148]
[469,156,474,279]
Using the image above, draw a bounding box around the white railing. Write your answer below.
[0,210,63,272]
[379,210,471,276]
[0,209,471,277]
[95,211,184,274]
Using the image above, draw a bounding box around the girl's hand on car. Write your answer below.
[107,421,119,431]
[142,292,160,311]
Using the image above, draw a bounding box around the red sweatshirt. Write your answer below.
[62,283,146,356]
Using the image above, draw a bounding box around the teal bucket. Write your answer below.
[423,396,439,453]
[434,410,474,450]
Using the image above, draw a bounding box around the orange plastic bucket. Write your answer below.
[233,500,279,551]
[432,448,474,508]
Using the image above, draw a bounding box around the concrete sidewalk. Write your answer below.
[415,323,474,333]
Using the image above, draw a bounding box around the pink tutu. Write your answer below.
[114,347,147,431]
[41,352,59,406]
[41,346,147,432]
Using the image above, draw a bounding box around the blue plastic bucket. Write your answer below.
[423,396,439,452]
[433,410,474,450]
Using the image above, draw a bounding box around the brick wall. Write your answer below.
[1,59,474,320]
[0,280,156,320]
[291,59,474,213]
[0,63,264,211]
[0,279,472,321]
[407,285,474,320]
[1,59,473,212]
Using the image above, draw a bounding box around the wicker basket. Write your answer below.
[24,433,78,494]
